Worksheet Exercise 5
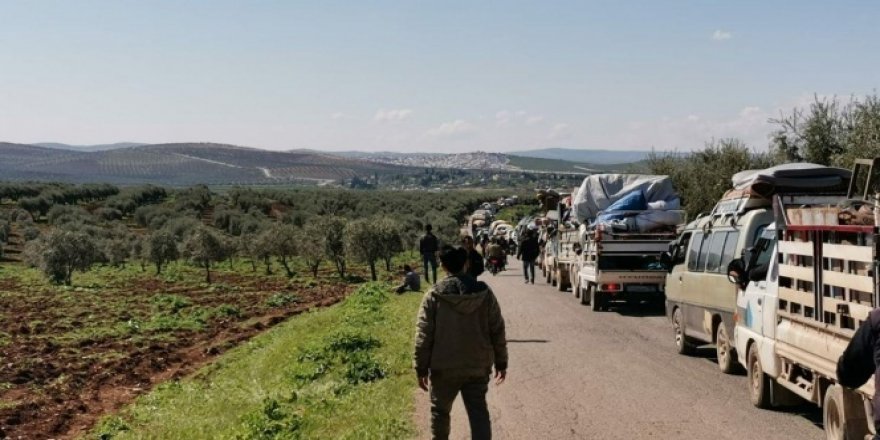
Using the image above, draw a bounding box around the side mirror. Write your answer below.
[659,252,674,273]
[726,258,748,289]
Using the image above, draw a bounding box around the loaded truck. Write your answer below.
[568,174,685,310]
[723,163,869,440]
[573,223,678,311]
[536,190,578,291]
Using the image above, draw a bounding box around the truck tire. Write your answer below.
[556,269,566,291]
[547,266,554,284]
[580,284,590,305]
[715,324,740,374]
[590,286,603,312]
[823,384,869,440]
[747,346,772,409]
[672,308,696,355]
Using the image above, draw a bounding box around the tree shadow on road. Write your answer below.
[506,339,549,343]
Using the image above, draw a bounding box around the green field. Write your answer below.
[91,283,423,439]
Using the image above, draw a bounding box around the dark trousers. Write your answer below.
[522,259,535,281]
[430,372,491,440]
[423,253,438,284]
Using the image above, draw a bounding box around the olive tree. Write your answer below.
[345,217,384,281]
[324,216,348,279]
[181,226,225,284]
[147,230,179,274]
[32,228,100,285]
[300,219,325,277]
[375,217,403,272]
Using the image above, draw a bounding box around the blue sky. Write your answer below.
[1,1,878,153]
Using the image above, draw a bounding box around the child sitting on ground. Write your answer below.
[395,265,421,293]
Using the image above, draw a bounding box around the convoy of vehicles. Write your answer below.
[514,160,874,439]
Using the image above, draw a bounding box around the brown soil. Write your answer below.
[0,272,355,440]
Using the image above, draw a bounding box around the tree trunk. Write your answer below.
[264,258,272,275]
[369,261,377,281]
[205,261,212,284]
[384,256,392,272]
[155,262,162,275]
[281,256,294,278]
[250,259,257,272]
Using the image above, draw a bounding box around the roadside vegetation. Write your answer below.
[648,93,880,219]
[91,283,422,439]
[0,184,508,438]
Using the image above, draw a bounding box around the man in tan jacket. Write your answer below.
[414,245,508,440]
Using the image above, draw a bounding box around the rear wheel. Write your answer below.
[546,265,553,284]
[580,284,590,305]
[747,345,771,409]
[672,308,695,355]
[556,270,566,291]
[590,286,603,312]
[716,323,739,374]
[823,384,869,440]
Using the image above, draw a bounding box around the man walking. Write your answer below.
[517,229,540,284]
[837,308,880,439]
[414,246,508,440]
[420,224,439,284]
[462,236,485,279]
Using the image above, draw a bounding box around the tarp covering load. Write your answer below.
[572,174,680,224]
[730,163,852,198]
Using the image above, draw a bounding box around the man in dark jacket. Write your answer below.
[414,246,508,440]
[420,224,440,284]
[517,229,540,284]
[837,308,880,437]
[462,235,485,279]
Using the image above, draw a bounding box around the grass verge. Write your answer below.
[90,283,423,439]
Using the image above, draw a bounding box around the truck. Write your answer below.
[536,191,579,291]
[572,219,679,311]
[728,163,868,440]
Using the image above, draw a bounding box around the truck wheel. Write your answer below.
[547,267,554,285]
[580,284,590,305]
[715,324,739,374]
[747,346,772,409]
[556,270,566,291]
[590,287,603,312]
[672,308,695,355]
[824,384,869,440]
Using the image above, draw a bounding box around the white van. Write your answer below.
[664,202,773,373]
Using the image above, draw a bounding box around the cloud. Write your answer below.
[495,110,512,126]
[427,119,477,138]
[526,116,545,125]
[712,30,732,41]
[374,108,413,122]
[617,105,772,150]
[549,123,571,140]
[330,112,348,120]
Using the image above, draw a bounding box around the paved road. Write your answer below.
[415,264,824,439]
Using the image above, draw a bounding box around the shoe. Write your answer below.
[524,279,529,284]
[531,280,535,284]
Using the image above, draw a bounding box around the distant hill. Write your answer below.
[505,155,645,173]
[0,142,413,185]
[507,148,656,165]
[34,142,150,152]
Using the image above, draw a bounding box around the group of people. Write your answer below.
[396,223,546,439]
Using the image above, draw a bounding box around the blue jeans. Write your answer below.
[523,259,535,281]
[423,253,438,284]
[430,372,491,440]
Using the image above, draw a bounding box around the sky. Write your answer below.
[1,1,879,153]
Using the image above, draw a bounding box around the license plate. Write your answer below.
[626,285,656,293]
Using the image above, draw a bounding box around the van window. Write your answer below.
[704,233,728,272]
[687,233,705,271]
[720,231,740,271]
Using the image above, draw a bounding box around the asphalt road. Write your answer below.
[415,263,824,439]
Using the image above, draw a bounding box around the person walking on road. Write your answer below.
[420,224,440,284]
[414,246,508,440]
[517,229,540,284]
[462,236,485,279]
[837,308,880,438]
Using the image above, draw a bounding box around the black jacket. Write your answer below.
[837,308,880,427]
[466,248,484,278]
[518,236,540,261]
[420,233,439,255]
